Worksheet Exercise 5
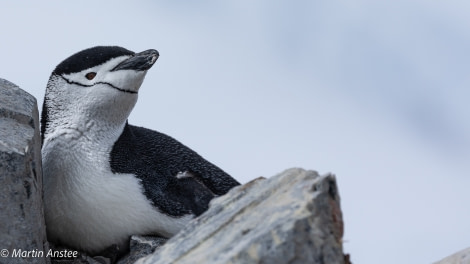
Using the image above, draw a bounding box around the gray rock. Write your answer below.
[0,79,48,264]
[136,168,347,264]
[434,247,470,264]
[117,236,168,264]
[49,235,168,264]
[48,244,105,264]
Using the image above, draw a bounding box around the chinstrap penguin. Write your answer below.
[41,46,240,256]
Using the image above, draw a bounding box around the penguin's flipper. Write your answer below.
[110,123,239,217]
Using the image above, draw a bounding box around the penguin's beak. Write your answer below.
[112,49,159,72]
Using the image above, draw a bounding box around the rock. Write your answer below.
[136,168,347,264]
[117,236,168,264]
[49,235,168,264]
[48,243,104,264]
[434,247,470,264]
[0,79,48,264]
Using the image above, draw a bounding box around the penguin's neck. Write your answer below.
[41,77,138,147]
[43,114,127,153]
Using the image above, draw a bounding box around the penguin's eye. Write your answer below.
[85,72,97,80]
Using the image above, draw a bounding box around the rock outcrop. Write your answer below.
[135,168,346,264]
[434,247,470,264]
[0,78,48,264]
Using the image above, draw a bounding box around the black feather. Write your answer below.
[54,46,134,75]
[109,123,240,217]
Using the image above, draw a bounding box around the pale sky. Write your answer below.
[1,1,469,263]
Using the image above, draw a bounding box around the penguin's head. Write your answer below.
[41,46,159,142]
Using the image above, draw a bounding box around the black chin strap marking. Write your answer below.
[59,75,137,94]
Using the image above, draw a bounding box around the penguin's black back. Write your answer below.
[109,123,240,217]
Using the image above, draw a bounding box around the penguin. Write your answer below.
[41,46,240,256]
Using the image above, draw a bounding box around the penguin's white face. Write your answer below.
[42,46,159,140]
[61,56,148,94]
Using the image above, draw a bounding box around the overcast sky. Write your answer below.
[1,1,469,263]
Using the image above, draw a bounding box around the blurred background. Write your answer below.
[1,1,469,263]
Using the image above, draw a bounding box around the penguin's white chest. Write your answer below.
[42,128,190,254]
